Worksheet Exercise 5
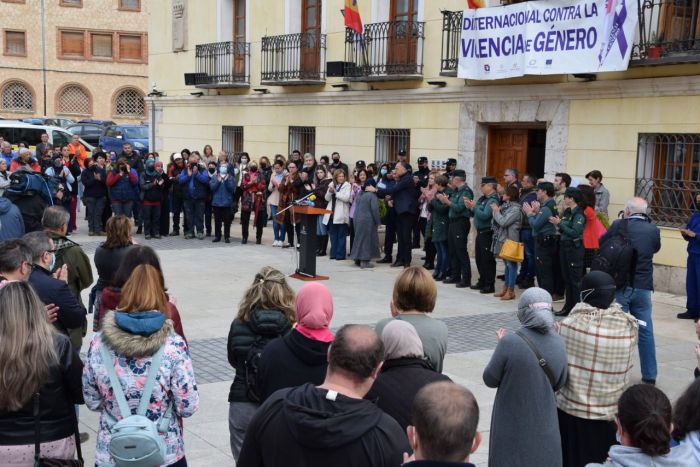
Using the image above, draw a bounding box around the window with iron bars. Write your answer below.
[222,126,244,162]
[288,126,316,156]
[636,133,700,227]
[375,129,410,165]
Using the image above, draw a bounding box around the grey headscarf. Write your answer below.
[517,287,555,334]
[382,320,424,360]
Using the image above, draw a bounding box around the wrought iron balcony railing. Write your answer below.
[344,20,425,80]
[194,41,250,87]
[632,0,700,64]
[440,10,463,76]
[261,32,327,84]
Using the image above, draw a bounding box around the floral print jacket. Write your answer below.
[82,312,199,466]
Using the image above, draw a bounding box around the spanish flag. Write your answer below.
[467,0,485,8]
[344,0,363,34]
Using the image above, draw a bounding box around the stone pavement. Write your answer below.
[69,217,697,467]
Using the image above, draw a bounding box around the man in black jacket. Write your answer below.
[81,153,108,235]
[238,324,409,467]
[23,231,87,343]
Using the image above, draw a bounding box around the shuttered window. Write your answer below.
[4,30,26,56]
[60,31,85,57]
[119,34,142,60]
[91,33,113,58]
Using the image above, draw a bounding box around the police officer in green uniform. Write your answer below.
[467,176,500,294]
[440,170,474,288]
[522,181,558,294]
[550,186,586,316]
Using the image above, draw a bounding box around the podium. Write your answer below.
[290,205,332,279]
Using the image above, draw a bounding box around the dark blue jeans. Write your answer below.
[183,199,205,235]
[518,228,536,280]
[616,287,656,381]
[329,223,349,259]
[85,196,106,233]
[111,201,133,218]
[434,240,448,275]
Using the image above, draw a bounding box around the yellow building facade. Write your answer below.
[0,0,148,122]
[148,0,700,293]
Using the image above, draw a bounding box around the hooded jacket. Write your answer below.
[227,309,292,402]
[257,329,330,401]
[586,442,696,467]
[82,311,199,467]
[0,197,24,241]
[0,334,83,446]
[238,383,409,467]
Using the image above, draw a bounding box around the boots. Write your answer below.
[500,288,516,300]
[494,285,508,298]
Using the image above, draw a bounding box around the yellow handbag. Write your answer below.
[499,238,524,263]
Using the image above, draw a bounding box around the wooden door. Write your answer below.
[233,0,246,77]
[301,0,321,79]
[487,128,528,186]
[388,0,418,73]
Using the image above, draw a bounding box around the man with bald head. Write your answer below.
[239,324,409,466]
[599,197,660,385]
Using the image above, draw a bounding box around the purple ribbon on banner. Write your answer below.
[613,0,628,57]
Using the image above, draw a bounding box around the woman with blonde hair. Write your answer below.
[227,266,295,460]
[83,265,199,467]
[0,281,84,466]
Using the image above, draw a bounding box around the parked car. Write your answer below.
[66,123,105,147]
[77,119,116,127]
[99,124,149,155]
[0,121,94,154]
[21,117,75,128]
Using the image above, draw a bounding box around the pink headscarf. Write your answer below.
[295,282,334,342]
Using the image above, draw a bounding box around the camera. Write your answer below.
[189,162,198,170]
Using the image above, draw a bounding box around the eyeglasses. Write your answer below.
[46,248,57,253]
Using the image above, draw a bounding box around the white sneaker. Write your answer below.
[273,240,281,247]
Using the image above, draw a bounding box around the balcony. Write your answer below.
[344,20,425,81]
[260,32,327,85]
[194,41,250,88]
[632,0,700,64]
[440,10,462,77]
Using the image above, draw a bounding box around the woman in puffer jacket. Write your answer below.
[491,185,521,301]
[83,265,199,467]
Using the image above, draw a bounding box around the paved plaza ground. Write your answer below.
[71,217,698,466]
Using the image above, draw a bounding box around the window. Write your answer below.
[60,0,82,6]
[375,129,410,164]
[1,81,33,112]
[4,30,26,56]
[91,33,113,58]
[119,0,140,11]
[57,85,91,116]
[114,88,145,118]
[636,133,700,227]
[60,30,85,57]
[52,130,70,148]
[222,126,244,160]
[118,34,143,61]
[288,126,315,156]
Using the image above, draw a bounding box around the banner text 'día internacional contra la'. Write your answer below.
[457,0,638,80]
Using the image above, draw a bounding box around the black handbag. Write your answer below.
[33,393,84,467]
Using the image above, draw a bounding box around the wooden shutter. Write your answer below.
[61,31,85,56]
[5,31,26,55]
[91,33,113,57]
[119,34,142,60]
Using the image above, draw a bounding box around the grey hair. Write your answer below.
[41,206,70,230]
[504,168,518,177]
[19,148,32,156]
[21,231,52,263]
[0,142,10,149]
[626,197,648,215]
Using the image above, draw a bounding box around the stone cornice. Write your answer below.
[147,74,700,108]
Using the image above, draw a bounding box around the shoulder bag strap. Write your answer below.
[69,395,84,463]
[136,344,166,417]
[33,393,41,465]
[515,330,556,389]
[100,340,133,420]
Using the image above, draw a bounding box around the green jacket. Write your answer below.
[48,232,93,307]
[559,206,586,242]
[448,183,474,219]
[527,198,558,237]
[429,193,450,242]
[472,192,500,231]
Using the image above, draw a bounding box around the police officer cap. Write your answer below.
[447,158,457,165]
[398,149,407,156]
[417,156,428,163]
[536,181,555,192]
[355,160,366,167]
[452,169,467,179]
[481,176,497,185]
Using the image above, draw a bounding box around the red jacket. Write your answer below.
[10,159,40,172]
[242,171,267,223]
[582,206,607,249]
[97,287,187,343]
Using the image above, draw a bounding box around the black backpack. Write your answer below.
[591,219,637,289]
[244,336,272,403]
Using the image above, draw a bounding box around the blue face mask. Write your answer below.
[380,168,388,176]
[219,166,228,175]
[49,251,56,272]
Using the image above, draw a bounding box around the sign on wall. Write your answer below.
[457,0,638,80]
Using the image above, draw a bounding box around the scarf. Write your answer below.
[295,282,334,342]
[382,320,423,360]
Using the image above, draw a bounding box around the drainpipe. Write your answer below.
[40,0,47,116]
